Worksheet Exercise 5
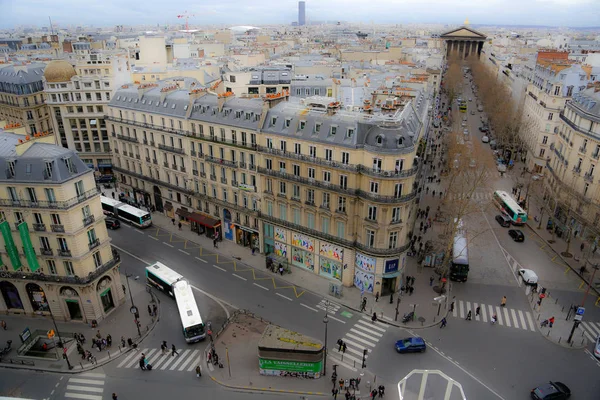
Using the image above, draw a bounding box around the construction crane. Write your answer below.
[177,11,195,31]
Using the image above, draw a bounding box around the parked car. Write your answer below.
[481,136,490,143]
[395,337,426,353]
[594,335,600,359]
[531,381,571,400]
[509,229,525,242]
[519,269,539,285]
[470,110,476,115]
[479,126,489,133]
[105,217,121,230]
[463,129,469,135]
[495,214,511,227]
[469,97,472,102]
[461,121,467,127]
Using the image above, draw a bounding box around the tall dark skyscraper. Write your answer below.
[298,1,306,26]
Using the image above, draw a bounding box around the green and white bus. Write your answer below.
[101,196,152,228]
[145,262,206,343]
[450,219,469,282]
[493,190,527,225]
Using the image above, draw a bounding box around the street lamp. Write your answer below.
[323,314,329,377]
[125,273,141,337]
[46,301,73,370]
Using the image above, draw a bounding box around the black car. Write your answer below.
[479,126,489,133]
[508,229,524,242]
[105,217,121,230]
[495,214,511,227]
[531,381,571,400]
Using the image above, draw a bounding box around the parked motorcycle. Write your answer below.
[0,340,12,357]
[402,312,415,323]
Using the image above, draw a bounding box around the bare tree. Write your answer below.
[443,56,463,108]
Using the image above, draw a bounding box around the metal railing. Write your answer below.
[58,249,72,257]
[116,134,138,143]
[88,238,100,250]
[203,155,238,168]
[158,144,185,155]
[112,167,194,195]
[51,224,65,233]
[83,215,96,227]
[33,223,46,232]
[39,248,53,256]
[0,188,99,210]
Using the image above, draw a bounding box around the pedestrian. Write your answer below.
[106,334,112,347]
[581,243,585,252]
[121,336,126,348]
[449,301,454,312]
[342,342,347,354]
[375,292,379,302]
[419,221,423,232]
[475,306,480,317]
[171,344,179,356]
[112,393,118,400]
[371,389,378,399]
[195,365,202,378]
[439,191,443,198]
[161,342,167,354]
[440,317,447,328]
[0,320,6,330]
[213,238,218,248]
[139,358,146,370]
[178,222,182,230]
[171,218,175,225]
[345,390,350,400]
[409,286,414,295]
[332,388,339,399]
[152,304,157,316]
[549,316,555,328]
[96,330,102,339]
[361,297,367,312]
[466,310,472,321]
[148,304,152,316]
[344,379,349,391]
[501,296,507,307]
[337,338,344,352]
[378,384,385,397]
[389,293,394,304]
[339,379,344,391]
[278,265,284,275]
[96,339,102,352]
[252,247,256,255]
[433,190,436,197]
[429,276,434,286]
[424,225,428,234]
[111,191,115,199]
[371,312,378,323]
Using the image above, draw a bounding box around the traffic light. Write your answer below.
[362,349,368,368]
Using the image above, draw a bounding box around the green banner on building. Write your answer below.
[258,358,322,373]
[18,222,40,272]
[0,220,21,270]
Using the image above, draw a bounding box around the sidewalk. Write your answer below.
[0,273,159,372]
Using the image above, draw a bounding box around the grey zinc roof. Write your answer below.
[0,132,92,183]
[0,63,46,85]
[109,83,198,119]
[189,96,264,130]
[571,86,600,121]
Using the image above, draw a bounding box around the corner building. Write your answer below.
[0,131,124,321]
[107,80,425,295]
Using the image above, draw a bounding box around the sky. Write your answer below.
[0,0,599,29]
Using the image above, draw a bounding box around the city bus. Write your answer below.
[100,196,152,228]
[145,262,206,343]
[492,190,528,225]
[449,219,469,282]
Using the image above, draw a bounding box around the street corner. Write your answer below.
[209,376,327,396]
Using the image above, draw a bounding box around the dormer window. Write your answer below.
[376,135,383,145]
[285,118,291,128]
[245,112,251,120]
[271,117,277,126]
[299,121,306,130]
[315,123,321,133]
[347,128,355,138]
[398,137,404,146]
[330,126,337,136]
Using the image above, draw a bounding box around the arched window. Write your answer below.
[376,135,383,145]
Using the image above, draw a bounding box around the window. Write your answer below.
[372,158,382,172]
[554,86,560,96]
[279,161,286,172]
[322,192,330,208]
[367,205,377,221]
[336,222,345,238]
[299,121,306,130]
[330,126,337,136]
[7,187,18,201]
[293,164,300,176]
[58,237,69,251]
[64,261,75,276]
[265,179,272,193]
[341,152,349,165]
[294,143,301,154]
[293,184,300,199]
[322,217,330,234]
[392,207,401,222]
[279,204,287,220]
[394,183,403,198]
[266,159,272,170]
[266,138,273,149]
[542,136,548,145]
[366,229,375,247]
[280,140,287,152]
[388,232,398,249]
[309,146,316,158]
[74,180,85,197]
[51,213,61,225]
[308,167,315,179]
[370,182,379,193]
[93,251,102,268]
[347,128,355,138]
[14,212,24,224]
[548,113,554,121]
[337,196,346,213]
[325,149,333,161]
[279,181,286,195]
[323,171,331,182]
[266,200,273,216]
[82,205,91,218]
[307,213,315,229]
[584,183,590,196]
[314,123,321,133]
[539,148,545,157]
[285,119,291,128]
[39,237,51,250]
[87,228,97,244]
[339,175,348,189]
[307,189,315,204]
[293,208,301,224]
[46,260,57,275]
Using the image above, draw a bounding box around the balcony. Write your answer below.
[163,162,169,168]
[192,169,199,176]
[58,249,72,257]
[278,193,287,199]
[203,155,238,168]
[180,166,186,173]
[88,238,100,250]
[172,164,178,170]
[231,180,238,187]
[390,219,403,225]
[33,223,46,232]
[116,134,138,144]
[221,178,227,184]
[157,144,185,155]
[200,172,206,178]
[143,139,148,145]
[135,154,141,160]
[210,174,217,181]
[573,166,581,174]
[579,146,587,154]
[359,165,420,179]
[83,214,96,227]
[150,141,155,147]
[128,152,134,158]
[51,224,65,233]
[0,188,99,210]
[249,164,256,171]
[593,152,600,160]
[239,162,246,169]
[560,113,600,141]
[39,248,53,256]
[112,166,194,195]
[584,173,594,183]
[191,150,197,157]
[114,149,119,154]
[152,159,158,165]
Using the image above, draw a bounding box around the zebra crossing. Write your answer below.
[581,321,600,343]
[317,299,341,314]
[64,372,105,400]
[446,191,493,202]
[451,299,537,332]
[115,347,201,372]
[330,315,388,372]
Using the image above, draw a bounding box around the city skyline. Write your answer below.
[1,0,600,29]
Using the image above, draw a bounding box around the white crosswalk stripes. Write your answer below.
[451,299,536,332]
[580,321,600,342]
[330,315,388,372]
[446,191,493,202]
[316,299,341,314]
[115,348,202,372]
[64,372,105,400]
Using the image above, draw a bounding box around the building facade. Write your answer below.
[0,63,53,135]
[0,131,124,322]
[107,79,426,295]
[43,60,115,177]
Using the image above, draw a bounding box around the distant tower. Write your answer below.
[464,17,470,26]
[298,1,306,26]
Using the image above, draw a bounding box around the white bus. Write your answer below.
[101,196,152,228]
[449,218,469,282]
[492,190,528,225]
[145,262,206,343]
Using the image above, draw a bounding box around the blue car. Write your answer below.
[395,337,426,353]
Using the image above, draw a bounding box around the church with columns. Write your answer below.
[440,20,487,59]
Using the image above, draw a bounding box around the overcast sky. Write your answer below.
[1,0,599,29]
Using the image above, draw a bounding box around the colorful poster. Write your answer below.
[355,252,375,273]
[291,247,314,271]
[275,227,286,242]
[319,257,342,281]
[291,233,314,252]
[354,269,374,293]
[274,242,287,258]
[319,242,343,262]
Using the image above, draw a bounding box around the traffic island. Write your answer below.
[204,310,331,396]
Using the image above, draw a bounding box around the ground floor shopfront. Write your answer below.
[262,223,406,295]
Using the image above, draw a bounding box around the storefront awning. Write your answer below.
[176,208,190,218]
[188,212,221,228]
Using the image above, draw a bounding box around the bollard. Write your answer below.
[561,306,564,312]
[80,362,84,369]
[581,338,585,345]
[558,337,561,343]
[547,330,550,337]
[555,298,558,304]
[537,314,540,320]
[108,350,110,359]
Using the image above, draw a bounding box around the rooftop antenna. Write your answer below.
[49,16,55,36]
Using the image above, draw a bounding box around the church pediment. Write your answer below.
[441,27,487,40]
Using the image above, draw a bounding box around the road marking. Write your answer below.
[503,308,511,327]
[341,338,372,352]
[517,310,527,330]
[159,352,178,370]
[178,249,190,255]
[118,348,145,368]
[452,303,457,318]
[187,355,202,371]
[526,312,536,331]
[253,283,269,291]
[64,394,103,400]
[495,306,503,325]
[178,349,200,371]
[79,373,105,378]
[459,301,465,319]
[474,302,480,321]
[168,349,191,370]
[327,315,347,324]
[212,264,226,272]
[66,386,103,393]
[466,301,472,319]
[196,257,207,263]
[358,317,387,332]
[66,379,105,385]
[301,303,318,312]
[148,235,159,240]
[481,304,488,322]
[232,273,247,281]
[349,328,380,342]
[510,309,519,328]
[345,333,374,346]
[352,324,384,338]
[135,230,144,234]
[328,355,357,372]
[382,315,393,321]
[162,242,174,247]
[276,292,292,301]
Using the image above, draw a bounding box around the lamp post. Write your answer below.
[323,313,329,377]
[125,273,141,337]
[46,302,73,370]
